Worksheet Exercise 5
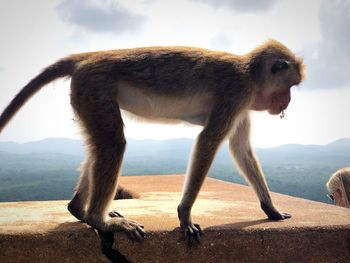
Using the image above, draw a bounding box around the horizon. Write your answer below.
[1,136,350,149]
[1,1,350,147]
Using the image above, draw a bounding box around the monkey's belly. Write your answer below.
[116,83,213,125]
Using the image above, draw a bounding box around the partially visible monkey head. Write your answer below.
[247,39,305,115]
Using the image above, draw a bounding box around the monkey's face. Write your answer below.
[252,57,304,115]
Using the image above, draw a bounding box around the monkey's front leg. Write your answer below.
[229,115,291,220]
[178,129,223,245]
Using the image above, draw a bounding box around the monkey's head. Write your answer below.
[248,39,305,115]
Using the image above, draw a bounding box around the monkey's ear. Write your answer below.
[271,59,290,74]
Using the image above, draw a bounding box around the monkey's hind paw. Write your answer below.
[67,201,85,222]
[181,223,202,246]
[92,217,146,241]
[109,210,124,218]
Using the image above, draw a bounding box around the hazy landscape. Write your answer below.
[0,137,349,204]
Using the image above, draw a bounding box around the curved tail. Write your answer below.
[0,57,77,133]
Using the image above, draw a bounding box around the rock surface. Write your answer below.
[1,175,350,262]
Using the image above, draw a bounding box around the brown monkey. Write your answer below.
[0,39,305,243]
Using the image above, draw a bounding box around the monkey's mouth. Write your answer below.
[277,90,291,114]
[278,104,289,116]
[281,93,291,110]
[268,89,291,115]
[268,103,288,115]
[280,103,289,112]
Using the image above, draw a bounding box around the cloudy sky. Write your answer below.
[0,0,349,147]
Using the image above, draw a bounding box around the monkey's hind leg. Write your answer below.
[68,159,92,221]
[73,92,145,241]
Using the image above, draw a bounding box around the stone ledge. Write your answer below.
[1,175,350,262]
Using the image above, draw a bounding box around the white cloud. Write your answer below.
[56,0,146,33]
[192,0,277,13]
[303,0,350,89]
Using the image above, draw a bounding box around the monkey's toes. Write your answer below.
[117,218,146,241]
[97,217,146,241]
[126,224,146,241]
[182,223,202,246]
[109,210,124,218]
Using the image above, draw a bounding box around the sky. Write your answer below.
[0,0,349,147]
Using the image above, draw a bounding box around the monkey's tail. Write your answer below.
[0,57,76,133]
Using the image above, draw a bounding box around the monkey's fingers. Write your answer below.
[183,224,202,246]
[194,223,202,234]
[193,223,202,241]
[281,212,291,219]
[269,211,291,220]
[186,231,194,247]
[109,210,124,218]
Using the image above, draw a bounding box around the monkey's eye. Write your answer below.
[271,59,289,74]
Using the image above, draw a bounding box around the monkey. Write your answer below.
[0,39,305,244]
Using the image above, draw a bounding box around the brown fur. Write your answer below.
[0,40,305,243]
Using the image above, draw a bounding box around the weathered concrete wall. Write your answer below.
[1,175,350,262]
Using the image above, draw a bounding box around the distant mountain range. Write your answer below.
[1,137,349,167]
[0,138,84,156]
[0,137,349,203]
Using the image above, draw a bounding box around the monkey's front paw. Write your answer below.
[260,202,291,220]
[180,222,202,246]
[279,212,291,219]
[177,205,202,245]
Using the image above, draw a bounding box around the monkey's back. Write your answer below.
[73,46,245,96]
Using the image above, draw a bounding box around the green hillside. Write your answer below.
[0,138,349,204]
